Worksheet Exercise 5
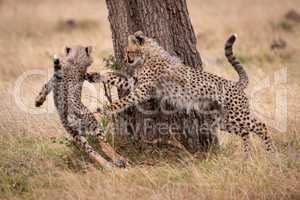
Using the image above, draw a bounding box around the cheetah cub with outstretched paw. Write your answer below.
[95,31,275,156]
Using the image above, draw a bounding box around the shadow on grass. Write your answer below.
[60,134,221,171]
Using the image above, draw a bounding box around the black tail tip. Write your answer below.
[227,33,237,44]
[53,59,60,65]
[53,55,60,65]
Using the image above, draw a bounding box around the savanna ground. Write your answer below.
[0,0,300,199]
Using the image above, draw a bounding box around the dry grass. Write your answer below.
[0,0,300,199]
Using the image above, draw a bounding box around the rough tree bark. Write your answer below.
[105,0,218,152]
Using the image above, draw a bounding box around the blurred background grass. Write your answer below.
[0,0,300,199]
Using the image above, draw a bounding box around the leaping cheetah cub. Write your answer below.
[94,31,275,155]
[35,46,129,169]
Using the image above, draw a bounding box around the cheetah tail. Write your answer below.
[225,34,249,90]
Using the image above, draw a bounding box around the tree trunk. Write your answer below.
[106,0,202,68]
[105,0,218,152]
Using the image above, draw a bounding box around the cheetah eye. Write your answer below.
[136,35,144,45]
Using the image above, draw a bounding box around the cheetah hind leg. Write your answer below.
[73,135,112,170]
[223,123,253,159]
[95,128,131,168]
[252,119,275,153]
[240,131,254,160]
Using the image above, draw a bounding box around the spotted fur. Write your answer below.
[35,46,128,168]
[97,31,274,154]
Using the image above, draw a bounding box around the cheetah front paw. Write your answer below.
[86,72,102,83]
[97,133,107,142]
[115,159,132,168]
[96,105,112,117]
[96,107,106,115]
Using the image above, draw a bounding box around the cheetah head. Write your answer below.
[64,45,93,68]
[125,31,146,68]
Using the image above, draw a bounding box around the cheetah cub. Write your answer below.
[35,46,129,169]
[94,31,275,156]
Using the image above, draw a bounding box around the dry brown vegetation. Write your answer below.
[0,0,300,199]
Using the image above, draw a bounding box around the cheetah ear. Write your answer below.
[85,46,92,56]
[134,31,145,45]
[65,46,71,55]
